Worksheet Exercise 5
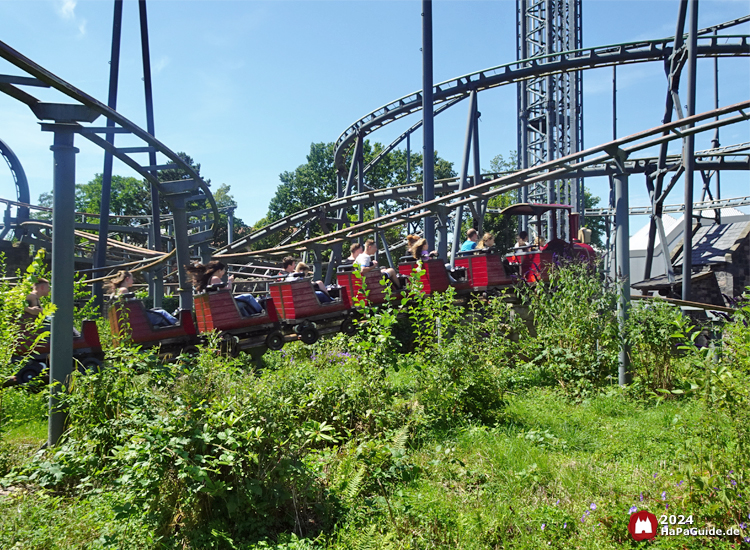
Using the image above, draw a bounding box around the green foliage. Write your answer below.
[2,254,750,548]
[515,263,620,397]
[627,299,698,394]
[0,250,54,379]
[266,141,455,224]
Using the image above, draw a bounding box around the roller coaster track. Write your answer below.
[215,144,750,256]
[333,20,750,175]
[215,99,750,259]
[0,39,219,248]
[0,139,30,239]
[213,22,749,259]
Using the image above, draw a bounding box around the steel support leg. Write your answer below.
[47,125,78,446]
[170,194,193,310]
[682,0,699,301]
[93,0,123,311]
[614,163,631,386]
[422,0,435,252]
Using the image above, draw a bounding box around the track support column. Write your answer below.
[169,193,193,311]
[612,148,631,386]
[422,0,435,252]
[45,124,79,446]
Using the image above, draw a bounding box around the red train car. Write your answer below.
[108,296,198,357]
[501,203,596,283]
[454,249,515,291]
[193,289,284,352]
[336,264,392,306]
[269,276,354,344]
[8,319,104,386]
[398,258,451,294]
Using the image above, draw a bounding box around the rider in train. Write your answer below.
[187,261,264,316]
[106,270,178,327]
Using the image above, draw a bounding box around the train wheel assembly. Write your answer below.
[340,316,357,337]
[78,357,103,374]
[299,325,320,345]
[265,330,285,351]
[220,334,240,357]
[17,362,45,384]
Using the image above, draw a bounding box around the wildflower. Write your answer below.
[732,480,737,486]
[629,506,638,514]
[677,480,684,487]
[564,523,567,529]
[661,491,667,500]
[541,524,546,531]
[555,499,560,505]
[740,523,746,529]
[665,504,669,511]
[653,473,658,479]
[730,470,734,474]
[640,493,644,501]
[581,516,586,523]
[590,503,597,511]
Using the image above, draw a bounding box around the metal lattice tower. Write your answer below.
[517,0,583,238]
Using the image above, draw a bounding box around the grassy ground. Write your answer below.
[330,389,745,549]
[1,384,745,549]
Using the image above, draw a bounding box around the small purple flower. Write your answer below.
[745,537,750,544]
[740,522,747,529]
[661,491,667,500]
[541,524,546,530]
[730,470,734,474]
[590,503,597,511]
[677,480,684,486]
[653,473,658,479]
[581,516,586,523]
[629,506,638,514]
[555,499,560,505]
[564,522,567,529]
[640,493,644,501]
[665,503,669,510]
[732,480,737,486]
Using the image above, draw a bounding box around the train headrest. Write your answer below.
[337,264,356,273]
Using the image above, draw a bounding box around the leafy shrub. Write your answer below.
[515,263,620,396]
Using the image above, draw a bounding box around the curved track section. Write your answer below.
[216,100,750,259]
[216,143,750,258]
[0,138,30,238]
[0,39,219,246]
[333,28,750,175]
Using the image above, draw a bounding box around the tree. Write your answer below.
[211,183,249,248]
[263,141,456,260]
[36,152,244,248]
[478,152,519,250]
[267,141,456,222]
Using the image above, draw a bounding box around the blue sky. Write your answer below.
[0,0,748,234]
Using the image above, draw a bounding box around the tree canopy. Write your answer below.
[36,152,246,248]
[267,141,456,223]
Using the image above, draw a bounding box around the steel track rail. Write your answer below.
[333,32,750,175]
[0,39,219,238]
[215,100,750,259]
[215,145,749,256]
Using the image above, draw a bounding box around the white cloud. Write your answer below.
[55,0,87,37]
[154,56,171,76]
[56,0,76,20]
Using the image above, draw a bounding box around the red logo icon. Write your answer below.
[628,511,658,541]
